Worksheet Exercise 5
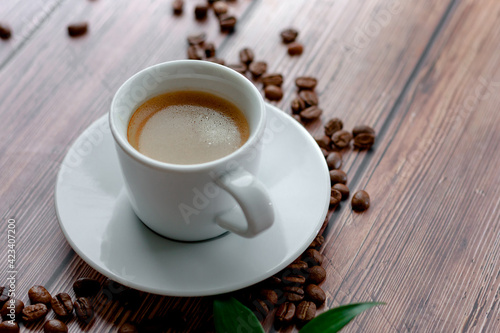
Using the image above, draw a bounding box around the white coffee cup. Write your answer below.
[109,60,274,241]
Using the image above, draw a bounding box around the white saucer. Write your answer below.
[55,104,330,297]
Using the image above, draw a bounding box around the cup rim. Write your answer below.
[109,60,266,173]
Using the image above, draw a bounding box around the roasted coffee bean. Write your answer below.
[280,28,298,44]
[283,286,304,302]
[0,321,19,333]
[305,284,326,305]
[287,260,308,272]
[308,235,325,249]
[203,42,216,57]
[291,97,306,114]
[194,4,209,20]
[324,117,343,136]
[67,22,88,37]
[314,135,331,150]
[73,278,101,297]
[187,32,206,46]
[264,85,283,101]
[352,125,375,137]
[118,322,139,333]
[330,188,342,207]
[259,289,278,305]
[330,170,347,185]
[303,249,323,267]
[352,190,370,212]
[326,152,342,170]
[239,47,254,64]
[0,23,12,40]
[74,297,93,323]
[354,133,375,149]
[219,14,237,32]
[295,76,317,90]
[213,1,228,16]
[1,299,24,321]
[249,61,267,78]
[275,302,295,325]
[254,299,269,317]
[288,42,304,56]
[262,73,283,87]
[298,90,318,107]
[22,303,48,322]
[51,293,73,317]
[28,285,52,306]
[227,63,247,74]
[333,183,350,200]
[187,45,205,60]
[300,106,322,121]
[0,286,10,305]
[282,274,306,285]
[307,266,327,284]
[263,275,282,287]
[296,301,316,323]
[206,57,225,65]
[172,0,184,15]
[44,319,68,333]
[331,130,352,149]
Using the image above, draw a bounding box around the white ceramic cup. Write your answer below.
[109,60,274,241]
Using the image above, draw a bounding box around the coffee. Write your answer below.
[127,91,249,165]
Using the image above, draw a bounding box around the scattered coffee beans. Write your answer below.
[330,188,342,208]
[291,97,306,114]
[300,106,322,121]
[0,321,19,333]
[194,4,209,20]
[74,297,93,323]
[280,28,299,44]
[275,302,295,325]
[249,61,267,78]
[354,133,375,149]
[331,130,352,149]
[239,47,254,64]
[307,266,326,284]
[352,125,375,137]
[255,299,269,317]
[67,22,88,37]
[303,249,323,267]
[73,278,101,297]
[333,183,349,200]
[1,299,24,321]
[227,63,247,74]
[329,169,347,185]
[352,190,370,212]
[264,85,283,101]
[283,286,305,302]
[259,289,278,305]
[315,135,331,150]
[287,42,304,55]
[298,90,318,107]
[172,0,184,15]
[187,32,206,46]
[324,117,343,136]
[187,45,204,60]
[51,293,73,317]
[22,303,48,322]
[213,1,228,16]
[295,76,317,90]
[305,284,326,305]
[326,152,342,170]
[28,285,52,306]
[0,23,12,40]
[219,14,237,32]
[296,301,316,323]
[118,322,139,333]
[261,73,283,87]
[0,286,10,305]
[44,319,68,333]
[308,235,325,249]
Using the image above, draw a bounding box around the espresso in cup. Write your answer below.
[127,90,250,164]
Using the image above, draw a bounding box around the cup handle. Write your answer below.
[214,167,274,238]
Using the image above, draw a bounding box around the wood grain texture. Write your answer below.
[1,0,500,332]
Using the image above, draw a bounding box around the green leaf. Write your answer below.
[300,302,384,333]
[213,297,265,333]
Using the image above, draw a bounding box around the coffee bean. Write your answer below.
[305,284,326,305]
[172,0,184,15]
[332,183,349,200]
[0,321,19,333]
[187,45,205,60]
[203,42,216,58]
[275,302,295,325]
[326,152,342,170]
[321,148,329,158]
[239,48,254,65]
[352,125,375,137]
[314,135,331,150]
[263,275,282,288]
[354,133,375,149]
[280,28,298,44]
[51,293,73,317]
[28,285,52,306]
[219,14,237,32]
[249,61,267,78]
[352,190,370,212]
[303,249,323,267]
[259,289,278,305]
[1,299,24,321]
[283,286,304,302]
[0,286,10,306]
[262,73,283,87]
[295,77,317,90]
[213,1,228,16]
[288,42,304,56]
[264,85,283,101]
[308,235,325,250]
[206,57,225,65]
[330,188,342,208]
[324,117,343,136]
[300,106,322,121]
[296,301,316,323]
[118,322,139,333]
[286,260,308,272]
[282,274,306,286]
[331,130,352,149]
[67,22,88,37]
[298,90,318,107]
[227,63,247,74]
[307,266,326,284]
[22,303,48,322]
[73,278,101,297]
[43,319,68,333]
[194,4,209,20]
[291,97,306,114]
[329,170,347,185]
[0,23,12,40]
[255,299,269,317]
[74,297,93,323]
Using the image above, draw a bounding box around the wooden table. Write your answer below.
[1,0,499,332]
